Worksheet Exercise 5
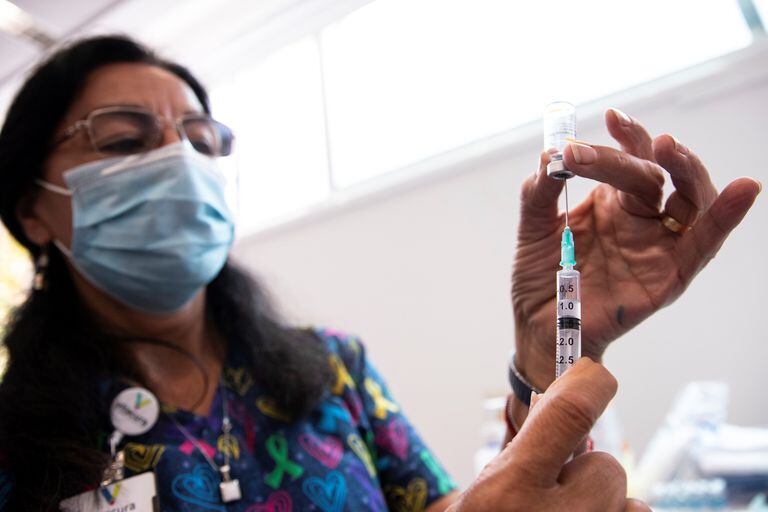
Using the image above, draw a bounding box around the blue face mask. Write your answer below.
[36,141,235,314]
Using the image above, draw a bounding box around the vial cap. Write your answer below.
[547,158,574,180]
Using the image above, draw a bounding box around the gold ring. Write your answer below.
[660,213,690,234]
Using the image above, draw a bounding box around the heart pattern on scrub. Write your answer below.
[385,478,428,512]
[171,464,226,511]
[245,490,293,512]
[298,432,343,468]
[375,418,409,460]
[302,471,347,512]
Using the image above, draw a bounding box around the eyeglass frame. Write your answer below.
[50,105,235,156]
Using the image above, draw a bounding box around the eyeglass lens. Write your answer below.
[88,110,233,157]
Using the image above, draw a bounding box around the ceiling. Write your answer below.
[0,0,123,85]
[0,0,362,99]
[14,0,123,36]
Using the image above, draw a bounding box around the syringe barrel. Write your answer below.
[556,268,581,378]
[543,101,576,180]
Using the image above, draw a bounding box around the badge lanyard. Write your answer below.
[60,387,161,512]
[164,379,242,503]
[105,386,160,482]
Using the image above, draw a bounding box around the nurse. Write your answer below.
[0,35,759,511]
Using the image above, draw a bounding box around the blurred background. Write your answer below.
[0,0,766,507]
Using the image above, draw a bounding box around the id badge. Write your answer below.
[59,472,158,512]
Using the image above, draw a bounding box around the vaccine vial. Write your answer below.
[543,101,576,179]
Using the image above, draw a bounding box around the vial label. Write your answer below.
[545,123,575,153]
[543,102,576,155]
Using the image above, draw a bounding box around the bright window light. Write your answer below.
[0,0,33,36]
[321,0,752,188]
[753,0,768,27]
[209,36,330,235]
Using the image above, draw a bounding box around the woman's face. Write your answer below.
[21,62,206,248]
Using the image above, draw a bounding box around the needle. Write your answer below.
[564,179,570,227]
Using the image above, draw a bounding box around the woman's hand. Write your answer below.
[448,358,649,511]
[512,109,761,389]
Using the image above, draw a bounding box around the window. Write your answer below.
[752,0,768,28]
[320,0,752,187]
[210,36,330,234]
[209,0,755,232]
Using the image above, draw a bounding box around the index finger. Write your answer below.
[564,143,664,217]
[503,358,618,486]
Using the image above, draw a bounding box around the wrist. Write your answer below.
[505,355,544,439]
[581,344,605,364]
[504,392,533,439]
[508,392,531,437]
[514,334,555,391]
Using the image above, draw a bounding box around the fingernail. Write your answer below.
[611,108,632,126]
[671,135,688,155]
[569,142,597,164]
[530,391,540,409]
[758,180,763,194]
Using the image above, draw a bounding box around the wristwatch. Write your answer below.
[507,354,542,407]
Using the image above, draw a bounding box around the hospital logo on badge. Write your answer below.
[100,483,121,505]
[110,387,160,436]
[134,392,152,410]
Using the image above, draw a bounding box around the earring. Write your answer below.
[33,245,49,291]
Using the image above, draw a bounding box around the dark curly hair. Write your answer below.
[0,35,333,511]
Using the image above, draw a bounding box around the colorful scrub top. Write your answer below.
[0,327,457,511]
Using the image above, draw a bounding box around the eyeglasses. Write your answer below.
[53,105,235,157]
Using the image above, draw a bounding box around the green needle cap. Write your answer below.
[560,226,576,267]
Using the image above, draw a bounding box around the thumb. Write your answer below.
[502,358,617,487]
[518,151,564,242]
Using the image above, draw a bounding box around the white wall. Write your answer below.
[232,43,768,487]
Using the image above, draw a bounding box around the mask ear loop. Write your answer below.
[35,179,72,196]
[32,180,76,277]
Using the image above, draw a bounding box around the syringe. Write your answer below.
[556,226,581,378]
[543,101,581,378]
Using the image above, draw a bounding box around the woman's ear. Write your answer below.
[15,190,53,246]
